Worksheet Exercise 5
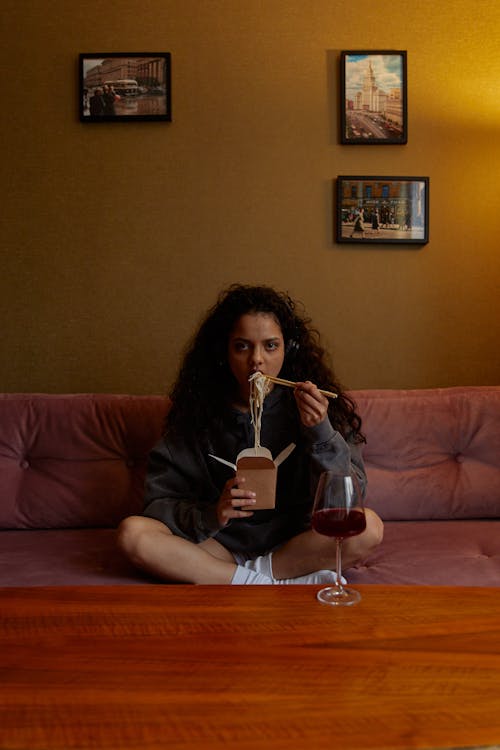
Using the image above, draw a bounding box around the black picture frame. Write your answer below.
[336,176,429,245]
[340,51,407,144]
[79,53,171,122]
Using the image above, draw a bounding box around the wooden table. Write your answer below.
[1,584,500,750]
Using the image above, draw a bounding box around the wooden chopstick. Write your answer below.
[264,375,337,399]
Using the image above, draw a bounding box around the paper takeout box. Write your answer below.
[208,443,295,511]
[237,449,276,510]
[237,444,295,510]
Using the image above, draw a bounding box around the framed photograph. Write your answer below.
[336,176,429,245]
[340,51,407,144]
[79,53,171,122]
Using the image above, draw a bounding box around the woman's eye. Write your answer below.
[266,341,280,351]
[234,342,248,352]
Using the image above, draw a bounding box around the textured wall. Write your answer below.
[2,0,499,393]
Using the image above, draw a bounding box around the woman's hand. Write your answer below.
[216,476,256,527]
[294,381,329,427]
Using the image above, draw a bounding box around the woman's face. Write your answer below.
[227,312,285,406]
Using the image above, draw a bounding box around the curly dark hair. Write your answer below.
[165,284,364,442]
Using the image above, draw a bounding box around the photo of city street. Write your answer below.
[341,52,406,144]
[336,177,429,245]
[80,54,171,122]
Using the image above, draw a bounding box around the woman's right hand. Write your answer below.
[216,476,256,527]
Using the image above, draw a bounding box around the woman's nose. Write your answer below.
[250,346,264,366]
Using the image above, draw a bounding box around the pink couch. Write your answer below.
[1,387,499,587]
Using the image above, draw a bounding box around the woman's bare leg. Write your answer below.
[198,536,237,562]
[117,516,237,584]
[271,508,383,580]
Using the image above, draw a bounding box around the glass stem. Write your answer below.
[336,539,344,592]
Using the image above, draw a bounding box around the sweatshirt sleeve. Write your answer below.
[142,437,222,543]
[302,417,367,498]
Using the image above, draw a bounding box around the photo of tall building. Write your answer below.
[343,53,406,143]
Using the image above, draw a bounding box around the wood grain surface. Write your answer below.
[1,584,500,750]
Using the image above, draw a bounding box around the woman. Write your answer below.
[350,209,366,239]
[118,284,383,584]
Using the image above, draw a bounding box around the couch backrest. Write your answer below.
[0,394,168,529]
[352,386,500,521]
[1,387,499,529]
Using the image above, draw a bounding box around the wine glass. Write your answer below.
[312,471,366,606]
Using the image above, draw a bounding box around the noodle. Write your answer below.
[248,372,271,449]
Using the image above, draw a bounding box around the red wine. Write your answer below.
[312,508,366,538]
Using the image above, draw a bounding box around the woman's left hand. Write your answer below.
[294,381,329,427]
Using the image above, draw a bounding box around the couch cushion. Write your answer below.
[0,395,168,529]
[347,520,500,586]
[2,523,498,588]
[352,386,500,521]
[0,529,159,586]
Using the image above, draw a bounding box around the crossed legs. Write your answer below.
[117,508,383,584]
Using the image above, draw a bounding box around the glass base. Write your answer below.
[316,585,361,607]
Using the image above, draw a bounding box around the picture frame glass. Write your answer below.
[79,53,171,122]
[341,51,407,144]
[336,177,429,245]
